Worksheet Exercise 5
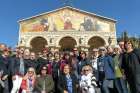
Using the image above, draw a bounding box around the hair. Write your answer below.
[63,52,70,60]
[124,39,134,48]
[64,64,71,68]
[27,67,36,77]
[54,52,60,59]
[63,64,72,73]
[40,65,48,75]
[81,65,93,74]
[80,51,87,57]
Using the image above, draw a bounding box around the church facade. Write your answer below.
[18,6,117,53]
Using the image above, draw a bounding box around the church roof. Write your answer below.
[18,6,116,23]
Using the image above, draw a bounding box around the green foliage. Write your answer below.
[117,31,140,48]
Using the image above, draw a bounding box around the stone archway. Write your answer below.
[88,36,105,51]
[30,37,48,53]
[59,36,77,51]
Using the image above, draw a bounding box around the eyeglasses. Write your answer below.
[28,71,34,74]
[64,67,70,69]
[127,42,131,45]
[30,55,35,56]
[41,68,47,70]
[100,49,105,51]
[84,69,90,72]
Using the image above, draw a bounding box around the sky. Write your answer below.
[0,0,139,47]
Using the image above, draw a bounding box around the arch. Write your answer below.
[59,36,77,51]
[30,36,48,53]
[88,36,105,51]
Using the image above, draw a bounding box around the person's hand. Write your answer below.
[64,90,68,93]
[87,80,92,86]
[37,75,40,77]
[2,75,8,80]
[76,84,79,88]
[80,81,86,87]
[23,73,28,80]
[12,75,16,80]
[122,75,126,80]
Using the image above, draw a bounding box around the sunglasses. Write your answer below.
[100,49,105,51]
[127,42,131,45]
[41,68,47,70]
[64,67,70,69]
[28,71,34,73]
[84,69,90,72]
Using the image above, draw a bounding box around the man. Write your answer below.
[0,43,6,56]
[90,48,99,71]
[97,47,115,93]
[73,48,80,61]
[26,52,37,70]
[0,56,8,93]
[11,48,26,93]
[0,49,11,93]
[119,41,125,53]
[122,40,140,93]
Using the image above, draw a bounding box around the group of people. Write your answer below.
[0,39,140,93]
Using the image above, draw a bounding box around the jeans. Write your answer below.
[115,78,128,93]
[102,79,114,93]
[3,79,9,93]
[11,75,22,93]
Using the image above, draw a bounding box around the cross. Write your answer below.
[61,0,73,6]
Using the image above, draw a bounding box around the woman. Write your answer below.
[52,52,61,93]
[113,45,128,93]
[20,67,36,93]
[80,65,97,93]
[35,66,54,93]
[122,40,140,93]
[47,52,54,75]
[58,64,79,93]
[78,51,90,75]
[59,52,71,71]
[69,56,79,79]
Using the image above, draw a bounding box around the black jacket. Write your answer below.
[58,73,79,93]
[11,57,26,76]
[0,61,8,76]
[121,48,140,93]
[0,55,11,75]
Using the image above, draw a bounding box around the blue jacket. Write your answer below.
[97,55,115,80]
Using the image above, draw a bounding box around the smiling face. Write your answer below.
[80,51,86,59]
[107,46,113,54]
[30,52,36,60]
[114,47,121,54]
[82,65,93,76]
[27,67,35,77]
[119,41,124,50]
[54,52,60,60]
[63,65,70,75]
[41,66,47,76]
[99,49,106,56]
[124,40,134,52]
[92,50,98,58]
[23,49,30,59]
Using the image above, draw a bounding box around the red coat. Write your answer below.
[47,63,53,75]
[20,77,35,91]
